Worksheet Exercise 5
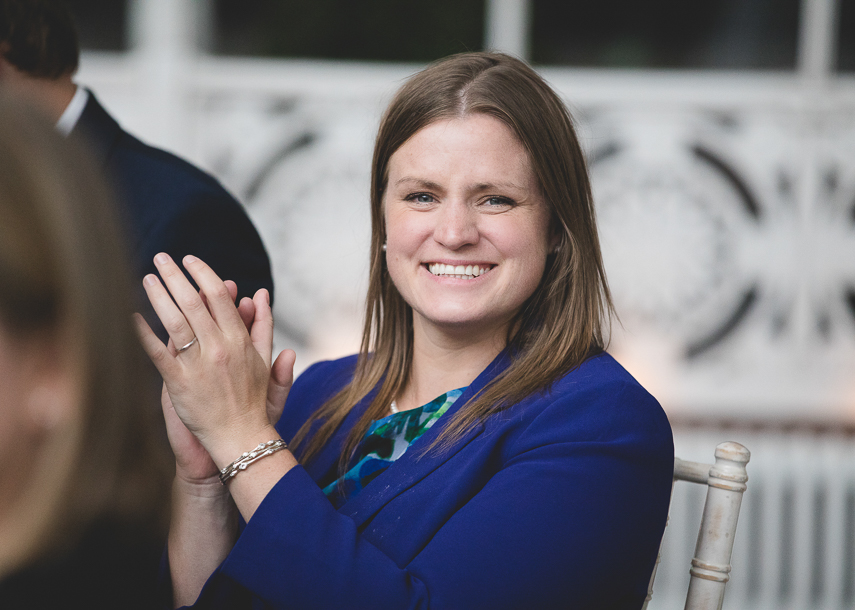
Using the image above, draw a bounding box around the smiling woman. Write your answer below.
[139,52,674,610]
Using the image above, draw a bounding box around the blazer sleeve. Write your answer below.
[200,379,673,609]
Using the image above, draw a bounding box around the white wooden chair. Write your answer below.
[643,441,751,610]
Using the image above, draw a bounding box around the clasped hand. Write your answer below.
[134,253,294,479]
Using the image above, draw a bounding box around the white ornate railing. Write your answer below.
[79,51,855,423]
[75,2,855,424]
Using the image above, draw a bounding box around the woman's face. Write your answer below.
[383,114,553,342]
[0,325,43,506]
[0,322,76,508]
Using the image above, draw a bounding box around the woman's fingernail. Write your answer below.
[155,253,170,265]
[143,274,158,286]
[185,254,198,264]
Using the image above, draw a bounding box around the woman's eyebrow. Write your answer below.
[394,177,442,189]
[471,181,526,192]
[394,178,526,192]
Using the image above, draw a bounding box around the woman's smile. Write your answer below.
[425,262,495,280]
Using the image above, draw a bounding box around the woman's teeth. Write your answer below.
[427,263,491,279]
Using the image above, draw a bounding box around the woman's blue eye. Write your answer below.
[406,193,434,203]
[486,196,512,206]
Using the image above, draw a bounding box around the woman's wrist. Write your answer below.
[173,472,231,501]
[204,422,284,474]
[168,476,239,609]
[209,425,299,522]
[184,423,298,522]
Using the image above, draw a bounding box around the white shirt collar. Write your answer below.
[55,86,89,136]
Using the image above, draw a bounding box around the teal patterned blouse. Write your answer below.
[323,388,466,508]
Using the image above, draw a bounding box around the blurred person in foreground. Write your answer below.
[0,96,171,608]
[0,0,274,339]
[139,53,674,609]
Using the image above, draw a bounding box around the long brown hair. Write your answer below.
[0,95,170,573]
[292,52,613,470]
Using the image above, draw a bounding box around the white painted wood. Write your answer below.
[674,458,712,484]
[790,437,816,609]
[798,0,840,78]
[646,442,750,610]
[643,481,675,610]
[818,436,847,610]
[843,442,855,609]
[484,0,531,59]
[724,465,751,605]
[684,442,750,610]
[645,455,717,609]
[644,432,855,610]
[125,0,207,151]
[754,434,785,609]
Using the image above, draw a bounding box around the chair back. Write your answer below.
[643,441,751,610]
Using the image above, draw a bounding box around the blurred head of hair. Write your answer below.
[0,0,79,78]
[0,94,169,577]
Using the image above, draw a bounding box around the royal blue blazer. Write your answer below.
[181,350,673,609]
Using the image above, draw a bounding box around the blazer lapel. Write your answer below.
[69,91,123,168]
[339,349,512,528]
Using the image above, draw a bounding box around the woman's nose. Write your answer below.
[433,202,479,249]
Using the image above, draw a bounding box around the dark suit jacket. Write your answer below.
[178,350,674,609]
[70,92,273,334]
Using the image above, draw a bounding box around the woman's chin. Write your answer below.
[413,309,513,342]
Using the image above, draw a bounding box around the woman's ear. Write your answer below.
[549,227,563,255]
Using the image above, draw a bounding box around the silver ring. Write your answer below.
[176,336,198,353]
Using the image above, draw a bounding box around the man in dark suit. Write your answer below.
[0,0,274,335]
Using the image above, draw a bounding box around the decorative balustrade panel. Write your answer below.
[582,101,855,422]
[174,65,855,425]
[198,91,378,362]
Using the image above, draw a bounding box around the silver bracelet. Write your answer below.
[218,439,288,485]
